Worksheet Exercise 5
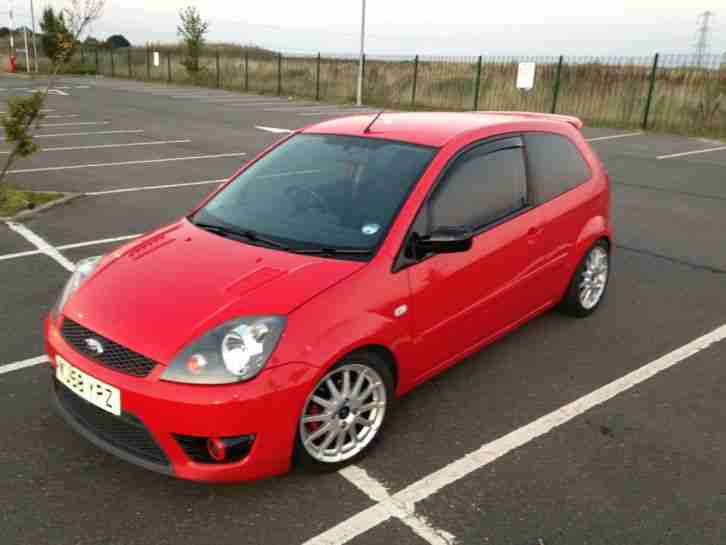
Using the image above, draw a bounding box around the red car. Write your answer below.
[45,112,612,482]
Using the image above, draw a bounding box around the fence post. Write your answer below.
[277,53,282,96]
[128,48,132,77]
[216,50,221,88]
[411,55,419,107]
[81,47,85,65]
[642,53,660,130]
[315,53,321,101]
[146,46,151,79]
[167,52,172,83]
[244,50,249,91]
[472,55,483,110]
[551,55,564,114]
[94,47,99,74]
[110,51,115,77]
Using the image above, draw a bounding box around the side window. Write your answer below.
[524,133,592,204]
[429,146,527,230]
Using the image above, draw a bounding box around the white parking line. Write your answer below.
[43,114,80,119]
[263,105,355,112]
[0,355,48,376]
[586,132,643,142]
[57,233,141,251]
[0,233,145,263]
[657,145,726,160]
[33,129,145,139]
[0,232,142,263]
[0,109,56,115]
[86,179,225,195]
[255,126,294,134]
[340,466,456,545]
[299,110,378,117]
[5,221,75,272]
[0,139,192,154]
[39,121,110,128]
[169,94,236,99]
[207,100,301,106]
[305,323,726,545]
[8,152,246,174]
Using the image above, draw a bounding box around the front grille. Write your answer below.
[61,318,157,377]
[54,379,169,466]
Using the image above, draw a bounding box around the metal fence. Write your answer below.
[24,47,726,138]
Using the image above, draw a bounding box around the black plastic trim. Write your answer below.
[52,379,174,477]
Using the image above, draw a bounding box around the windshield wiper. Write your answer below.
[289,247,373,256]
[193,222,289,250]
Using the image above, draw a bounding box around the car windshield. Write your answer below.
[191,134,436,257]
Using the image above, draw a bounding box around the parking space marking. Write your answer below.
[207,100,303,106]
[0,355,48,376]
[33,129,145,139]
[0,232,144,263]
[8,152,247,174]
[306,324,726,545]
[255,126,294,134]
[586,132,643,142]
[657,145,726,160]
[86,179,226,195]
[39,121,110,128]
[43,115,80,119]
[340,466,456,545]
[299,110,379,117]
[263,105,355,112]
[0,139,193,154]
[5,221,75,272]
[56,233,141,251]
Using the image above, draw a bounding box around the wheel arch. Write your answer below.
[342,344,400,394]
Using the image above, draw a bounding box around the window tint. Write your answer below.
[524,133,592,204]
[430,147,527,230]
[193,134,435,252]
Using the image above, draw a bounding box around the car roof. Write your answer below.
[301,111,583,148]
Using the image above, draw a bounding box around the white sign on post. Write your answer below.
[516,62,536,90]
[153,51,160,67]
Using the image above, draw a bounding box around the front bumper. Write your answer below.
[45,315,319,482]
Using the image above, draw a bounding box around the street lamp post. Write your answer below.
[29,0,38,72]
[356,0,366,107]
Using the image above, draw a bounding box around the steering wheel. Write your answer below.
[285,186,332,216]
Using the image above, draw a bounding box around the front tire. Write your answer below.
[294,351,394,473]
[558,241,610,318]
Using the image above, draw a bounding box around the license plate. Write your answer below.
[56,355,122,416]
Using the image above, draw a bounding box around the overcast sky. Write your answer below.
[25,1,726,56]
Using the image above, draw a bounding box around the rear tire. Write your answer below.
[294,351,394,473]
[558,240,610,318]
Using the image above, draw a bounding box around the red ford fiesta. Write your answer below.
[44,112,612,482]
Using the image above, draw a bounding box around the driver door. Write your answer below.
[405,137,545,379]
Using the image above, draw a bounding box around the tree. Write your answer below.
[40,7,74,64]
[84,36,100,47]
[0,27,9,38]
[177,6,209,77]
[0,0,105,206]
[106,34,130,48]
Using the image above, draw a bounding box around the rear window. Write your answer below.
[524,133,592,204]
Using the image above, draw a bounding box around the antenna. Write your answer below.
[695,10,715,67]
[363,110,385,134]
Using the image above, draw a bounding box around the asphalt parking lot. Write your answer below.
[1,74,725,545]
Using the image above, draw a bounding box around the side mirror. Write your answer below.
[414,227,473,255]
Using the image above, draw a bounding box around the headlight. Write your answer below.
[53,256,103,316]
[160,316,286,385]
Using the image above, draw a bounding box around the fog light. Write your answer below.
[206,437,227,461]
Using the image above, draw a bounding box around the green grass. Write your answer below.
[0,186,64,217]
